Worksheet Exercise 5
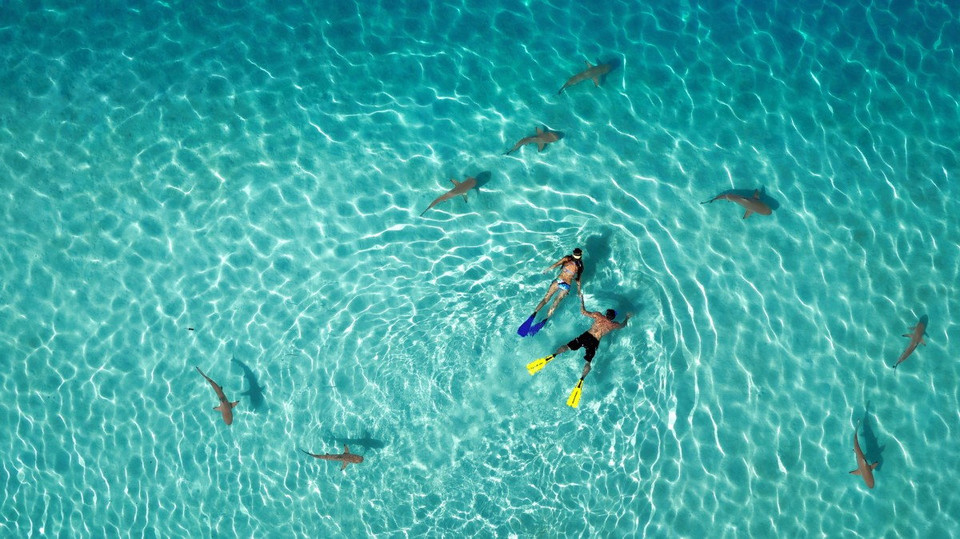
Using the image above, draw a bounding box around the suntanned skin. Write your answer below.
[893,316,928,369]
[850,425,879,489]
[533,254,583,320]
[558,61,614,94]
[420,176,478,217]
[553,292,631,379]
[504,127,561,155]
[701,189,772,219]
[196,366,239,426]
[300,445,364,471]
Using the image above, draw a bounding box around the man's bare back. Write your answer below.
[583,312,626,341]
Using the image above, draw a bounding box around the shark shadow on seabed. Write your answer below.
[232,356,267,413]
[859,402,885,472]
[328,430,388,451]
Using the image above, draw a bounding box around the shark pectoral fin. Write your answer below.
[850,469,862,475]
[743,209,754,219]
[902,333,911,338]
[537,142,546,152]
[341,461,348,471]
[753,190,761,199]
[870,462,879,470]
[592,76,600,86]
[230,400,239,408]
[461,194,468,202]
[921,338,927,346]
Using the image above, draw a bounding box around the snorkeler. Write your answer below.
[518,248,584,337]
[526,291,631,407]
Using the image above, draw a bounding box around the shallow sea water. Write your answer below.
[1,0,958,537]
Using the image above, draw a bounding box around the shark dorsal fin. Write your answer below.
[536,127,543,134]
[344,445,351,454]
[585,61,593,68]
[450,178,460,186]
[753,189,760,199]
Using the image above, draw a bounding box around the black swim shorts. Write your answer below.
[567,331,599,362]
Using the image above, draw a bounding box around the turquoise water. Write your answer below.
[1,0,958,537]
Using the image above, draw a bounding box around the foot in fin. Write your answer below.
[566,379,584,408]
[517,314,536,337]
[526,354,555,375]
[527,318,549,336]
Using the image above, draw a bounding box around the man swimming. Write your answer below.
[556,291,630,379]
[525,291,631,406]
[518,248,583,336]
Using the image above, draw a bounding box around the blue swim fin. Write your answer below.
[527,318,549,336]
[517,314,536,337]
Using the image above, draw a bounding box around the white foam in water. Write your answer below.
[0,0,958,537]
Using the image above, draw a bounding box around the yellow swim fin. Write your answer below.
[566,379,584,408]
[526,354,555,375]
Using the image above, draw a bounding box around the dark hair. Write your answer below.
[573,248,583,257]
[605,309,616,320]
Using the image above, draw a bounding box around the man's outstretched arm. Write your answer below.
[578,290,594,317]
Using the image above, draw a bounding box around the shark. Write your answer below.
[420,175,478,217]
[195,366,239,425]
[558,60,614,94]
[300,445,364,471]
[701,189,772,219]
[231,356,266,411]
[503,127,563,155]
[893,315,928,370]
[849,424,879,489]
